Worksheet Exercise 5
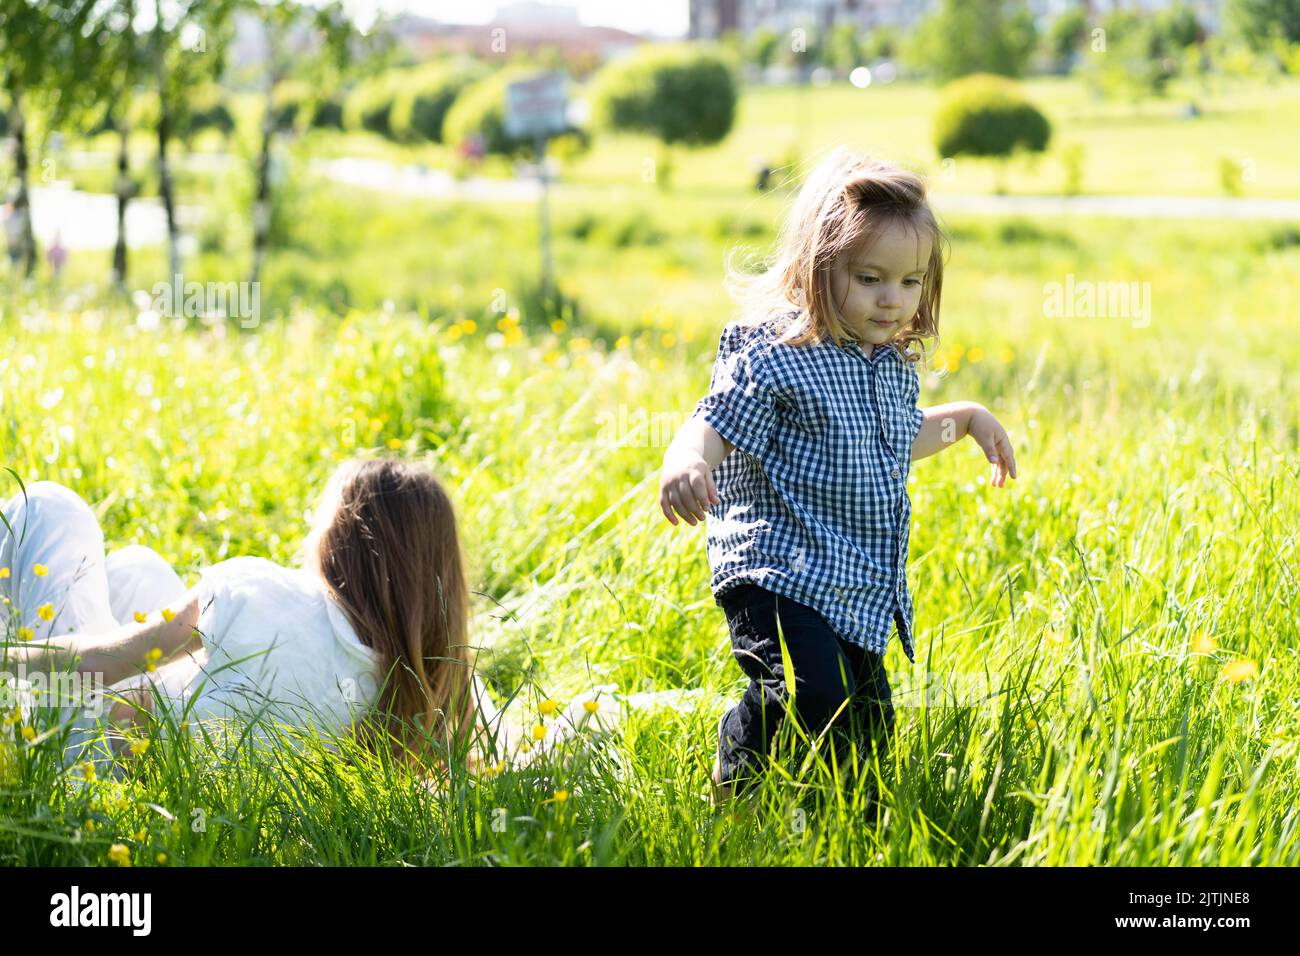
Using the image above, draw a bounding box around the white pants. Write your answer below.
[1,481,188,638]
[1,481,194,768]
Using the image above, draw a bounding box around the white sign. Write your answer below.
[504,71,569,140]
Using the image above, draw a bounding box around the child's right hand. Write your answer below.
[658,451,720,526]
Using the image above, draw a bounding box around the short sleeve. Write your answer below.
[906,361,924,447]
[692,325,778,459]
[191,557,265,651]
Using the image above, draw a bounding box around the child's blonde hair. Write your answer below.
[725,146,948,364]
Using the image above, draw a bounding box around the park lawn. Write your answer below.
[54,73,1300,206]
[2,196,1298,865]
[561,73,1300,199]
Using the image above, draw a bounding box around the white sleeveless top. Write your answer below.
[165,557,383,742]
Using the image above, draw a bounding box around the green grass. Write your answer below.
[2,194,1298,864]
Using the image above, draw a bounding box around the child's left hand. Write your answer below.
[967,406,1018,487]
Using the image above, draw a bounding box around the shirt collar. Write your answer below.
[836,336,900,363]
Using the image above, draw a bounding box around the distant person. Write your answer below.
[47,228,67,283]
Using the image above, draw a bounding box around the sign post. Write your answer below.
[504,71,569,305]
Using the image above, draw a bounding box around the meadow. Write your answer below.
[3,74,1299,866]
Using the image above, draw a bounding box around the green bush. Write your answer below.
[177,86,235,142]
[310,97,344,130]
[270,82,344,133]
[342,74,401,138]
[933,73,1051,159]
[590,42,739,147]
[389,59,490,143]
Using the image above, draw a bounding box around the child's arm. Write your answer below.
[912,400,1018,487]
[659,418,734,526]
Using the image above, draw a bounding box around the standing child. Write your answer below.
[658,148,1018,802]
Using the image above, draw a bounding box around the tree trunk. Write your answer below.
[112,115,130,287]
[154,7,180,283]
[250,80,274,288]
[6,81,38,278]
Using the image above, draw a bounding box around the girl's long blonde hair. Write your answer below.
[304,457,479,772]
[724,146,948,364]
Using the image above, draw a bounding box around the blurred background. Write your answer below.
[2,0,1298,326]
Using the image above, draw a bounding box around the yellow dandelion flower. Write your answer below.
[998,347,1015,363]
[160,608,175,622]
[132,829,147,843]
[129,739,150,756]
[531,724,547,741]
[460,319,477,334]
[21,725,36,743]
[551,319,567,334]
[538,699,558,717]
[446,325,463,342]
[1191,631,1216,655]
[16,627,33,642]
[107,843,132,867]
[387,437,403,450]
[583,700,600,714]
[36,603,54,621]
[84,819,97,833]
[569,337,591,353]
[948,344,965,359]
[615,335,631,350]
[1220,659,1259,684]
[967,347,985,363]
[520,740,532,753]
[551,789,569,803]
[369,417,384,433]
[156,853,168,865]
[33,563,48,577]
[133,611,147,624]
[145,648,163,663]
[661,333,677,348]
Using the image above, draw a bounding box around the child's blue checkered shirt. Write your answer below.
[692,311,924,663]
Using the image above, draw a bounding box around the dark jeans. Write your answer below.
[715,583,895,791]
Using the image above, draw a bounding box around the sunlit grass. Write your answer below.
[2,202,1298,865]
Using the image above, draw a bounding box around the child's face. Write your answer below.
[827,220,931,349]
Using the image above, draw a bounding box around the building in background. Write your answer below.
[390,2,645,62]
[687,0,1226,41]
